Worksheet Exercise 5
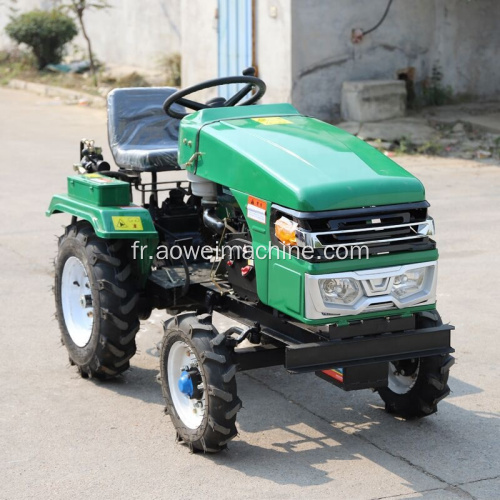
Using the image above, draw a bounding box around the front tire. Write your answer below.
[55,221,141,379]
[377,312,455,418]
[160,312,241,453]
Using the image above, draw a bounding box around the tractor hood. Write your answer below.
[179,105,425,212]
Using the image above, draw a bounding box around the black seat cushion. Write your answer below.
[107,87,184,172]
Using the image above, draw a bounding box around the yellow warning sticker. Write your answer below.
[84,173,113,184]
[112,216,143,231]
[252,117,292,126]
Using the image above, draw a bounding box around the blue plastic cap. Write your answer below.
[178,371,193,397]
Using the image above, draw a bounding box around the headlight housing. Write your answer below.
[305,261,437,319]
[319,278,361,305]
[392,268,426,299]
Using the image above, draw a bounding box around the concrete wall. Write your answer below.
[254,0,292,104]
[180,0,219,102]
[291,0,500,121]
[0,0,180,72]
[180,0,292,104]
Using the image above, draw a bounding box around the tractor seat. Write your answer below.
[107,87,184,172]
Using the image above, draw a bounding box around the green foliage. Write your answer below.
[159,52,181,87]
[393,137,412,155]
[417,140,444,156]
[423,65,453,107]
[5,9,78,70]
[393,136,444,156]
[101,71,151,88]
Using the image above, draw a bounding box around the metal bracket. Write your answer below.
[184,152,205,169]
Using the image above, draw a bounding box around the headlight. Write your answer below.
[319,278,361,305]
[392,268,426,299]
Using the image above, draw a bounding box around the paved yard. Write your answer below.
[0,88,499,500]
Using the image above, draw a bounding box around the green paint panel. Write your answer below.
[47,194,157,239]
[268,264,303,315]
[46,192,158,284]
[229,187,438,324]
[67,173,130,206]
[308,304,437,327]
[179,104,425,211]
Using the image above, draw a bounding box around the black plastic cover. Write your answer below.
[107,87,184,172]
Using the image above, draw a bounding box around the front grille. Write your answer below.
[272,201,435,261]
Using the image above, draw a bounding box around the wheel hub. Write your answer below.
[168,341,206,429]
[388,359,420,395]
[79,294,92,308]
[178,368,203,399]
[61,256,94,347]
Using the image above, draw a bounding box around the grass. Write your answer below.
[0,49,174,94]
[0,49,101,94]
[393,137,444,156]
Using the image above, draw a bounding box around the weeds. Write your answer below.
[422,65,453,107]
[392,137,444,156]
[158,52,181,87]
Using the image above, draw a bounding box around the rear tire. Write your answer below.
[377,312,454,418]
[55,221,141,379]
[160,312,240,453]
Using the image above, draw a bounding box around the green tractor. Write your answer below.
[47,69,454,453]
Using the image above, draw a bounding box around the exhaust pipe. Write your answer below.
[203,208,225,234]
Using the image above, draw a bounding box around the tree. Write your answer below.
[61,0,111,86]
[5,9,78,69]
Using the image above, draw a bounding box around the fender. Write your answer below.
[47,174,159,283]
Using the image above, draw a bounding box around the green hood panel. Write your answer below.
[180,106,425,211]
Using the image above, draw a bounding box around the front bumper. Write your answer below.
[286,320,454,373]
[305,260,437,319]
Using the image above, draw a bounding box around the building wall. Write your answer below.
[180,0,292,104]
[291,0,500,121]
[180,0,219,102]
[0,0,180,71]
[254,0,292,104]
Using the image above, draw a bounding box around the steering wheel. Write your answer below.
[163,67,266,119]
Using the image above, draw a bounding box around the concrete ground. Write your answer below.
[1,88,499,500]
[339,101,500,162]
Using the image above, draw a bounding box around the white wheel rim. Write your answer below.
[387,361,420,394]
[61,256,94,347]
[168,341,205,429]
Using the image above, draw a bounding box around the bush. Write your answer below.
[159,52,181,87]
[5,10,78,70]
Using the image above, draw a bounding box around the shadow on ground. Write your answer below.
[90,361,498,490]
